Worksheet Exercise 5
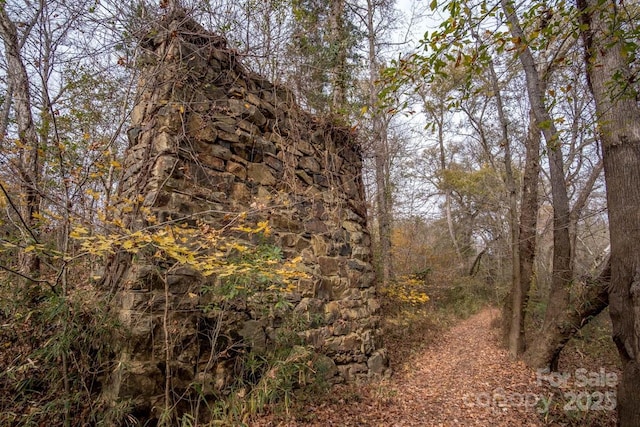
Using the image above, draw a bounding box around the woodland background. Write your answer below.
[0,0,638,425]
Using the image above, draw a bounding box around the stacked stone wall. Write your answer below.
[108,11,387,418]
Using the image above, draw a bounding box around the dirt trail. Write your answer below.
[260,307,547,426]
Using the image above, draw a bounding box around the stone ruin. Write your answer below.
[105,10,387,421]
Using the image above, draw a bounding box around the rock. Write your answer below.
[187,113,218,142]
[201,143,232,160]
[318,256,341,275]
[228,98,267,127]
[336,363,368,382]
[239,320,267,353]
[324,301,341,323]
[303,328,329,348]
[296,140,314,155]
[296,169,314,185]
[332,319,353,335]
[298,156,321,173]
[271,213,303,232]
[306,220,328,234]
[352,245,371,260]
[231,182,250,202]
[311,235,328,256]
[313,353,338,380]
[367,350,388,375]
[264,153,283,171]
[295,297,323,314]
[197,153,225,171]
[341,333,363,352]
[314,173,329,187]
[314,277,334,300]
[247,163,276,185]
[226,161,247,180]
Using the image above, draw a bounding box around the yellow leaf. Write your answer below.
[73,226,89,235]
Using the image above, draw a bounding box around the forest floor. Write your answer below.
[254,307,619,426]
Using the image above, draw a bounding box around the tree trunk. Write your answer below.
[577,0,640,424]
[501,0,573,369]
[486,58,521,356]
[436,113,463,266]
[568,160,603,272]
[366,0,393,286]
[465,10,529,353]
[329,0,347,111]
[0,5,42,277]
[531,254,611,361]
[506,110,541,355]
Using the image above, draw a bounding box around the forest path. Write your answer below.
[260,307,546,426]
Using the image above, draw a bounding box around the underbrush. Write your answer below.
[538,310,620,427]
[0,277,335,427]
[0,276,124,426]
[0,260,500,426]
[381,273,497,372]
[522,286,620,426]
[203,314,336,427]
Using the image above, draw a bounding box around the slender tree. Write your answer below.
[0,2,43,277]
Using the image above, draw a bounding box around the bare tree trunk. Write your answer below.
[501,0,573,370]
[577,1,640,424]
[568,160,603,271]
[0,5,42,276]
[505,110,541,355]
[418,84,463,268]
[436,113,463,266]
[373,134,393,285]
[530,254,611,362]
[465,10,529,352]
[0,82,12,147]
[366,0,393,286]
[485,58,523,357]
[329,0,347,111]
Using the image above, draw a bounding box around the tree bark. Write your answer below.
[0,5,42,276]
[366,0,393,286]
[505,110,541,355]
[577,0,640,424]
[465,10,528,353]
[501,0,573,370]
[485,58,522,357]
[329,0,347,111]
[529,254,611,360]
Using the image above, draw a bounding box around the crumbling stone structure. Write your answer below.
[107,11,386,420]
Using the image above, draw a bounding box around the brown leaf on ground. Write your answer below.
[254,308,549,426]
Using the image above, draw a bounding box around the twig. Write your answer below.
[0,180,39,244]
[0,262,54,289]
